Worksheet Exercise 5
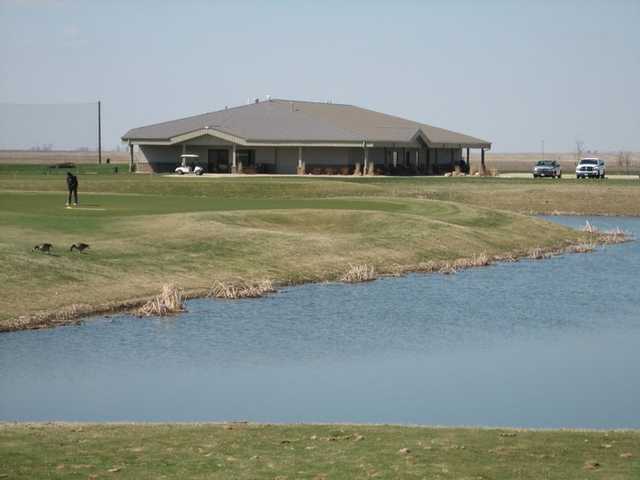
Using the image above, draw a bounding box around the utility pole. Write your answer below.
[97,100,102,164]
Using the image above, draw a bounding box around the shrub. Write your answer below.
[367,162,375,176]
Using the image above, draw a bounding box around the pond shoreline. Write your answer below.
[3,230,628,333]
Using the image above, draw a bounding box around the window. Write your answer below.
[237,149,255,166]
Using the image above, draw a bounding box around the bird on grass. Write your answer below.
[33,243,53,253]
[70,243,90,252]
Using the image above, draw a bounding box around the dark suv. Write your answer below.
[532,160,561,178]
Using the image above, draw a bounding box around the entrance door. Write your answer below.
[208,149,229,173]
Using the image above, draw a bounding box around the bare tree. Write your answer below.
[575,140,585,163]
[617,151,632,175]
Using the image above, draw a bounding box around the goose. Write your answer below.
[70,243,90,252]
[33,243,53,253]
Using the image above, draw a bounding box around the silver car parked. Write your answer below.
[532,160,562,178]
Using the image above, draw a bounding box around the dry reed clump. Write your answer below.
[438,262,456,275]
[569,243,596,253]
[210,279,275,299]
[581,221,630,244]
[492,252,518,263]
[582,220,598,234]
[455,252,491,268]
[340,264,376,283]
[137,284,185,316]
[599,227,629,244]
[528,247,552,260]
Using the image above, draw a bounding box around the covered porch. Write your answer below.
[129,130,489,175]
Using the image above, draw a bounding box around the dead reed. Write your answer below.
[457,252,491,268]
[209,279,275,299]
[599,227,629,244]
[581,221,630,244]
[136,284,185,316]
[341,264,376,283]
[528,247,552,260]
[568,243,596,253]
[582,220,597,234]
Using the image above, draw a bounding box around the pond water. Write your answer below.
[1,216,639,428]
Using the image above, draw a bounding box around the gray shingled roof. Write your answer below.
[122,99,490,147]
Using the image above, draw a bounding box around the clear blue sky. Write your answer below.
[1,0,638,152]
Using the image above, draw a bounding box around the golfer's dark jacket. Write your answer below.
[67,174,78,190]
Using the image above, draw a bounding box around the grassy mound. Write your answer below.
[0,187,587,329]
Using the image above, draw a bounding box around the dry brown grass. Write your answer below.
[209,279,275,299]
[136,284,185,316]
[0,150,130,165]
[340,264,376,283]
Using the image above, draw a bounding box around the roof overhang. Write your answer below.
[125,129,377,148]
[124,127,490,149]
[412,129,491,149]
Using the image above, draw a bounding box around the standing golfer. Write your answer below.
[66,171,78,206]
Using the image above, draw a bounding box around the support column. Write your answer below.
[297,147,303,168]
[481,148,486,173]
[128,141,134,173]
[231,144,237,173]
[274,147,278,173]
[182,144,187,154]
[466,147,470,174]
[363,145,369,174]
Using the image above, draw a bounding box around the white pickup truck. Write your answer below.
[576,158,606,179]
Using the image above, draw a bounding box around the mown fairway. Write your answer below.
[1,423,638,480]
[0,173,607,328]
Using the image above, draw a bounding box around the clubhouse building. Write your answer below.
[122,98,491,175]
